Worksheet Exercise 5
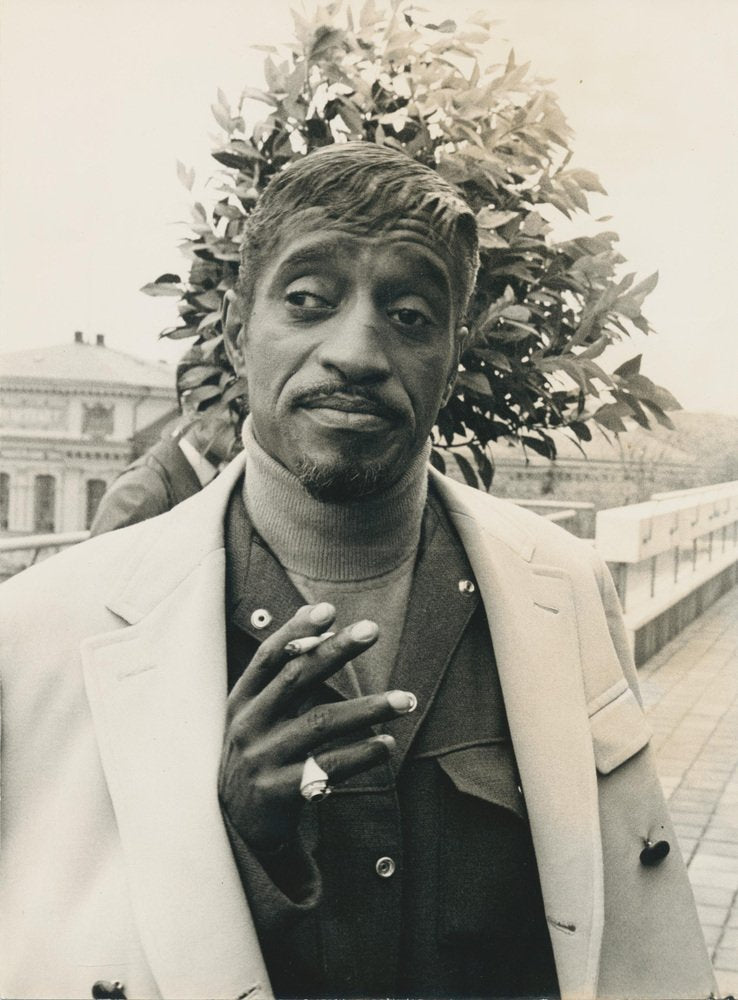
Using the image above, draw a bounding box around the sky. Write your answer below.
[1,0,737,414]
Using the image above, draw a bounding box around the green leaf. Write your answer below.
[639,397,676,430]
[221,377,250,404]
[522,435,556,459]
[177,365,222,390]
[500,304,531,322]
[211,103,234,132]
[625,373,681,411]
[425,19,457,33]
[458,371,491,395]
[613,354,642,378]
[309,26,347,61]
[562,168,607,195]
[454,452,479,488]
[176,161,194,191]
[430,448,447,475]
[184,383,223,408]
[140,282,182,297]
[472,445,494,489]
[593,403,628,433]
[476,208,518,229]
[241,86,275,106]
[568,420,592,442]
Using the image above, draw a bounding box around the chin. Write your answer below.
[294,455,400,502]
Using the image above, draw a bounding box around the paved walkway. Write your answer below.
[640,586,738,997]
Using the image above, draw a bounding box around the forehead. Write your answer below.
[258,212,455,296]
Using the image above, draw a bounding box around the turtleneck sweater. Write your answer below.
[241,417,430,695]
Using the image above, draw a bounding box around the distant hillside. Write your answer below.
[485,410,738,485]
[627,411,738,485]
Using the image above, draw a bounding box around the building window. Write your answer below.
[34,475,56,533]
[86,479,107,529]
[0,473,9,531]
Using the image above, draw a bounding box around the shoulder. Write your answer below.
[90,442,194,534]
[0,518,153,618]
[430,467,596,567]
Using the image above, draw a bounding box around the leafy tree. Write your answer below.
[144,0,679,489]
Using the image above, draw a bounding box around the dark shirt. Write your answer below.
[222,481,559,999]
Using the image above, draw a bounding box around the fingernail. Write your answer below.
[372,734,395,748]
[350,620,378,642]
[387,690,417,713]
[309,602,335,625]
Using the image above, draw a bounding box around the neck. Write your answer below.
[241,418,430,582]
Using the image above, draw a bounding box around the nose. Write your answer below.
[315,295,391,385]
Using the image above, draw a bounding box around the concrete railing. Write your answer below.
[0,530,90,580]
[510,498,596,538]
[596,481,738,665]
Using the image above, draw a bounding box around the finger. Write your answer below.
[287,734,396,794]
[256,689,417,763]
[229,601,336,705]
[246,619,380,727]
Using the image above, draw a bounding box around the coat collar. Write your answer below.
[104,453,248,625]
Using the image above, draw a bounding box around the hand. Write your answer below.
[219,602,416,852]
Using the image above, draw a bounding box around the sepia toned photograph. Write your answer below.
[1,1,736,997]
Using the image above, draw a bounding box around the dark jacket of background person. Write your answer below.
[90,436,202,535]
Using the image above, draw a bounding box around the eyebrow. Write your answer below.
[272,245,343,285]
[270,236,453,311]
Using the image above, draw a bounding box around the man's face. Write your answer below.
[231,218,462,500]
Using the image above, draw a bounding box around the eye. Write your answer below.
[390,307,430,328]
[286,290,333,310]
[387,296,434,333]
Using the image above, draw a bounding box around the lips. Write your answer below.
[300,394,387,416]
[297,393,399,432]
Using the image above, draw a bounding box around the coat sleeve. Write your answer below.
[583,545,719,999]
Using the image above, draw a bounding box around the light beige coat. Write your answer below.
[0,456,716,999]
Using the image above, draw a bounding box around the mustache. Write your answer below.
[292,382,404,422]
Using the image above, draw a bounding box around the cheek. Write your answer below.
[405,353,454,420]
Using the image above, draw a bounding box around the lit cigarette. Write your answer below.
[284,632,335,656]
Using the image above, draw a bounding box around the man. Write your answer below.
[0,143,716,1000]
[90,363,239,534]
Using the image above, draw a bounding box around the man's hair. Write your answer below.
[237,141,480,322]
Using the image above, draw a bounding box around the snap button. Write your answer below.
[640,838,670,867]
[375,856,396,878]
[458,579,476,594]
[250,608,272,630]
[91,982,126,1000]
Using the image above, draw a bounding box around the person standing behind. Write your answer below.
[90,366,239,535]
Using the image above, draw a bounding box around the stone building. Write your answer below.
[0,333,176,534]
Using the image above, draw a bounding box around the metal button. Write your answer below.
[458,579,476,594]
[250,608,272,630]
[375,856,396,878]
[640,838,670,867]
[91,983,126,1000]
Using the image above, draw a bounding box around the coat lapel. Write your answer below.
[81,457,272,1000]
[431,471,604,999]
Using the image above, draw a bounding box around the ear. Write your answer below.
[440,325,469,407]
[222,290,245,373]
